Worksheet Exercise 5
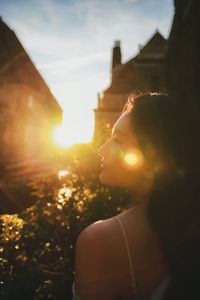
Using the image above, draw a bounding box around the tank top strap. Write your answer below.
[113,215,137,294]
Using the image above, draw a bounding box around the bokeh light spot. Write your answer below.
[124,152,139,166]
[123,149,144,169]
[58,170,69,179]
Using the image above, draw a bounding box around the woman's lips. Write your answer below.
[101,163,107,170]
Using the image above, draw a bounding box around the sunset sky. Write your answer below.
[0,0,174,145]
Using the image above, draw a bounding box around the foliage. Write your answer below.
[0,162,130,300]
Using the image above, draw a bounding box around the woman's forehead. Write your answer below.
[113,112,132,135]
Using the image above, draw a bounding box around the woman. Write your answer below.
[73,93,200,300]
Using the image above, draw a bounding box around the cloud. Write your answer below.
[122,0,141,3]
[2,0,172,67]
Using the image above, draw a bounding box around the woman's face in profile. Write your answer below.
[98,112,148,189]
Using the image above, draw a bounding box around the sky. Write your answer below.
[0,0,174,145]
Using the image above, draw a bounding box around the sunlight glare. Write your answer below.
[58,170,69,179]
[52,109,94,147]
[53,126,70,148]
[58,186,72,203]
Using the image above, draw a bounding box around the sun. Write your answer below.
[52,111,94,148]
[53,126,71,148]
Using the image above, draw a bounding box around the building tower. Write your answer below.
[93,31,168,146]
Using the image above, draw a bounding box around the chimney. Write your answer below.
[112,40,121,70]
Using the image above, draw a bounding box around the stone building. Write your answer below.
[0,18,62,165]
[93,31,168,145]
[0,18,63,211]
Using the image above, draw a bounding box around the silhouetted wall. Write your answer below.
[166,0,200,106]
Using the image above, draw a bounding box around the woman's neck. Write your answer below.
[130,191,150,215]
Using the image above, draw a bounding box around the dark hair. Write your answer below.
[128,93,200,299]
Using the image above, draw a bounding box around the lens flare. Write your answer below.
[123,149,143,169]
[124,153,139,166]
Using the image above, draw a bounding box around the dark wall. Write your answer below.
[166,0,200,106]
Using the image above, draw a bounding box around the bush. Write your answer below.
[0,165,130,299]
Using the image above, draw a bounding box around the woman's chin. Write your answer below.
[99,172,112,185]
[99,172,120,187]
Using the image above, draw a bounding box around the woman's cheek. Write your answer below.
[107,144,125,163]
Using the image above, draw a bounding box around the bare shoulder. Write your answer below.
[75,208,135,256]
[74,218,121,299]
[75,217,117,267]
[77,218,114,242]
